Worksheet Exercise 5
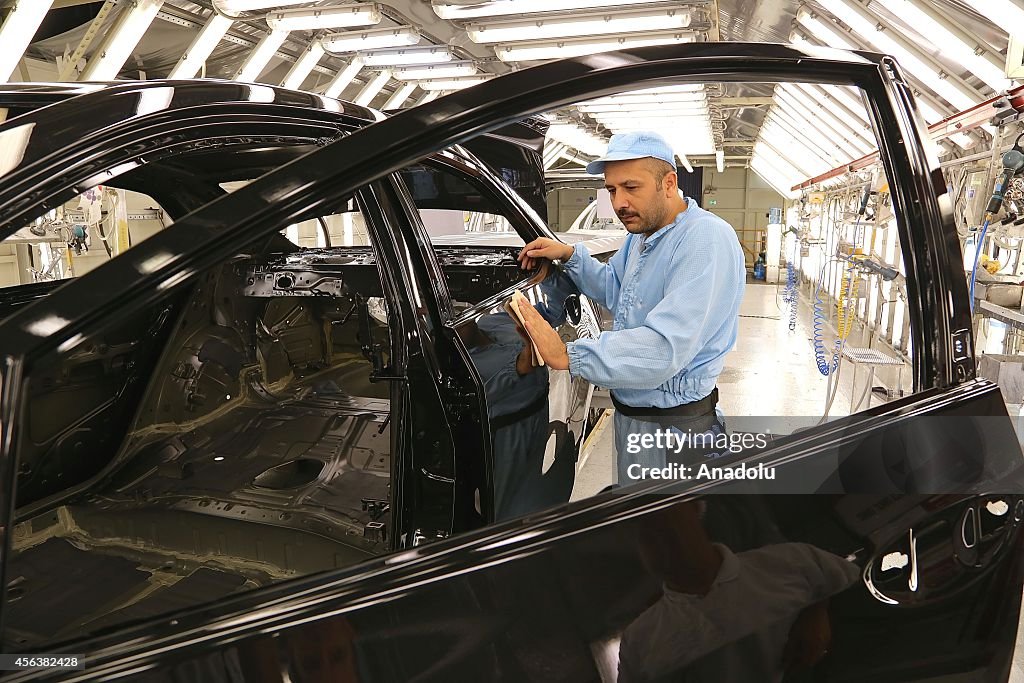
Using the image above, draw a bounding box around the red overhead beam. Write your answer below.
[791,84,1024,191]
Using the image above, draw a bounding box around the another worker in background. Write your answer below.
[515,131,746,484]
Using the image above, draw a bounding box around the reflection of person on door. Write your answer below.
[618,501,858,682]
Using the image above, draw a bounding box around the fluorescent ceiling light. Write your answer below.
[234,29,289,82]
[323,58,365,98]
[360,46,454,66]
[494,31,695,62]
[790,84,874,147]
[417,91,441,104]
[467,7,691,44]
[547,123,607,156]
[282,42,325,89]
[266,5,382,31]
[82,0,164,81]
[715,149,724,173]
[771,93,861,159]
[169,13,232,79]
[875,0,1013,93]
[821,84,869,122]
[579,102,708,114]
[0,0,55,83]
[757,130,829,177]
[214,0,308,14]
[795,9,857,51]
[415,75,492,90]
[763,116,841,167]
[354,70,392,105]
[755,138,819,179]
[754,141,811,180]
[775,87,873,155]
[383,82,418,108]
[322,27,420,53]
[816,0,979,111]
[750,156,801,200]
[968,0,1024,45]
[433,0,661,20]
[393,61,477,80]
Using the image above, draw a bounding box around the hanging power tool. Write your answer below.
[969,132,1024,312]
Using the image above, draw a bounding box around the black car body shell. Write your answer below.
[0,43,1020,682]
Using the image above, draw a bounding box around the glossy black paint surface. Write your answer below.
[0,43,1019,681]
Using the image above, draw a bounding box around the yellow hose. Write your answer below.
[837,264,860,339]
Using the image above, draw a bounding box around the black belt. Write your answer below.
[611,387,719,420]
[492,392,548,430]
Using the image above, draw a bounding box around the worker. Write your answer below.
[515,130,746,484]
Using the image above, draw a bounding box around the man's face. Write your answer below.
[604,158,674,235]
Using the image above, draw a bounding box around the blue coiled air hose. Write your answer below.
[968,218,991,314]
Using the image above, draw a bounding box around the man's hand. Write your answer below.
[514,299,570,370]
[517,237,574,271]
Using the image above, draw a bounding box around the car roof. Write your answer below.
[0,79,382,125]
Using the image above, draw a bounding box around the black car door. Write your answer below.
[389,151,605,524]
[0,44,1022,681]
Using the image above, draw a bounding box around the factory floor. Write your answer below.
[570,280,1024,680]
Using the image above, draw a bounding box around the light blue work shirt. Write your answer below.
[563,197,745,409]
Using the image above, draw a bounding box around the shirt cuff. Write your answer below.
[567,340,587,381]
[563,243,586,273]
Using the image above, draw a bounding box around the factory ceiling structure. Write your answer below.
[0,0,1020,201]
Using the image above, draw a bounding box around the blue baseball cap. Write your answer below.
[585,130,678,175]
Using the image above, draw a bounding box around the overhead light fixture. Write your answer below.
[82,0,164,81]
[794,9,857,51]
[579,102,707,114]
[354,70,392,105]
[322,27,420,53]
[282,41,326,89]
[234,29,289,82]
[392,61,477,80]
[0,0,56,83]
[546,121,607,157]
[715,149,724,173]
[415,75,492,90]
[966,0,1024,46]
[169,14,233,79]
[775,87,873,155]
[213,0,309,14]
[750,155,801,200]
[875,0,1013,93]
[417,91,441,104]
[789,84,874,147]
[758,127,831,176]
[678,155,694,173]
[433,0,662,20]
[323,58,365,99]
[359,45,455,66]
[815,0,980,111]
[754,138,818,179]
[762,115,841,168]
[494,31,695,62]
[771,90,857,158]
[266,5,382,32]
[467,7,691,44]
[820,84,869,122]
[383,82,418,108]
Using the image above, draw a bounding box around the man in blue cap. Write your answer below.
[515,130,746,484]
